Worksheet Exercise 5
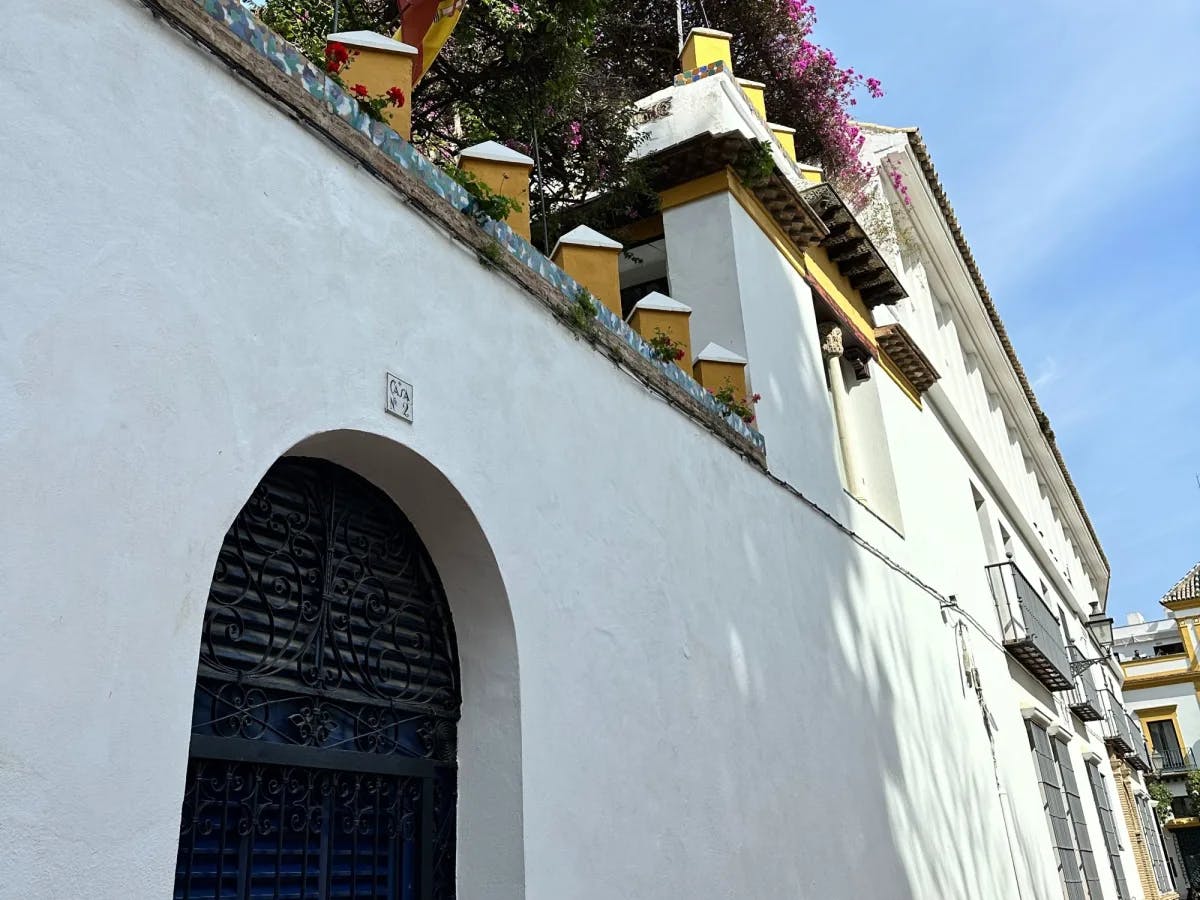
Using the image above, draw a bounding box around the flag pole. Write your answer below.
[532,126,550,253]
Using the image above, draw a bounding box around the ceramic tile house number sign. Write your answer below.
[386,372,414,422]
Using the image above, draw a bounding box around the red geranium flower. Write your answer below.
[386,86,407,107]
[352,84,370,98]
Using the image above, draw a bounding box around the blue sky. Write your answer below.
[811,1,1200,622]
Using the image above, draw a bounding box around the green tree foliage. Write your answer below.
[1148,779,1175,823]
[251,0,883,243]
[255,0,651,247]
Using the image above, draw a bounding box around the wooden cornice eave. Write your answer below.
[875,323,940,394]
[644,130,828,247]
[800,181,907,309]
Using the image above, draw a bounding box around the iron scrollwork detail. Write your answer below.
[178,458,460,899]
[194,457,461,758]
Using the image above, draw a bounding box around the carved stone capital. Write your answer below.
[818,322,844,359]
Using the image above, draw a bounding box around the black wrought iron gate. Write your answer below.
[174,458,460,900]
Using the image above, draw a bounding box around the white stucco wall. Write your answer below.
[862,129,1107,622]
[0,2,1137,899]
[662,194,753,358]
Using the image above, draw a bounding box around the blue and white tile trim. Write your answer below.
[190,0,765,453]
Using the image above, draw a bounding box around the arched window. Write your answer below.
[174,458,460,899]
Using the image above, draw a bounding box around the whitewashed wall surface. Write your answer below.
[0,1,1134,899]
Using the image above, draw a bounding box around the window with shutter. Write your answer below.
[1136,793,1173,894]
[1051,734,1102,899]
[1085,760,1129,900]
[1027,720,1086,900]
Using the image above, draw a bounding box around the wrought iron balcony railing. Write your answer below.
[1127,714,1152,772]
[1171,795,1200,820]
[1066,646,1103,721]
[1153,747,1198,775]
[986,560,1073,691]
[1100,689,1135,755]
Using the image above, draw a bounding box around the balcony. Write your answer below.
[1122,653,1192,679]
[1066,646,1103,721]
[1153,747,1198,775]
[1100,689,1135,755]
[986,561,1073,691]
[1127,714,1152,771]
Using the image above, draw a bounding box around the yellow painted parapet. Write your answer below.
[693,342,749,400]
[1163,596,1200,613]
[457,141,535,240]
[551,225,623,317]
[680,27,733,74]
[737,79,767,120]
[629,292,693,373]
[798,164,823,184]
[769,123,796,162]
[326,31,417,139]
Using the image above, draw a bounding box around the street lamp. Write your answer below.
[1070,602,1116,675]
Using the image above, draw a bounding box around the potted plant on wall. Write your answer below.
[647,328,686,364]
[708,382,761,425]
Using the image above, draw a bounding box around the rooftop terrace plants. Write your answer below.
[322,40,408,122]
[709,382,761,425]
[648,328,686,364]
[254,0,886,226]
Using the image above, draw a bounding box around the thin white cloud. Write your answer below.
[951,9,1200,287]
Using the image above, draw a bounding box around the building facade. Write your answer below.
[1115,565,1200,897]
[0,2,1156,898]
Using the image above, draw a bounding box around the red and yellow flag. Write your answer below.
[395,0,468,83]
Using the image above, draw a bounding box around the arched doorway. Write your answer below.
[174,457,460,899]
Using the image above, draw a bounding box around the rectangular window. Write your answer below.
[1148,719,1183,769]
[1085,760,1129,900]
[1027,721,1086,900]
[1052,734,1102,899]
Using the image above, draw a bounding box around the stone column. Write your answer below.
[820,322,862,498]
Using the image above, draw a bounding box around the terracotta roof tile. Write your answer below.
[1162,561,1200,604]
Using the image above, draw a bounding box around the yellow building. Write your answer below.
[1115,563,1200,898]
